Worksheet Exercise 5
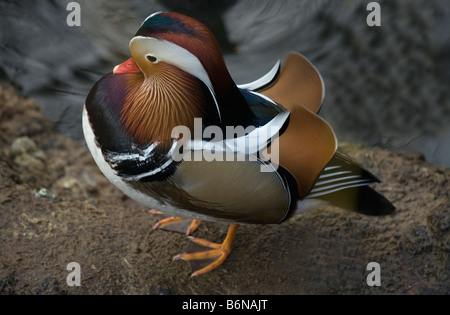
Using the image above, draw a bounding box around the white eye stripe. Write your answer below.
[131,37,212,89]
[130,36,221,122]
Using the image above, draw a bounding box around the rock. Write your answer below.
[10,136,46,171]
[10,137,37,156]
[13,153,45,171]
[34,188,59,201]
[32,150,46,162]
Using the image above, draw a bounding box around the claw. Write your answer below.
[173,224,239,277]
[150,210,201,235]
[185,219,201,235]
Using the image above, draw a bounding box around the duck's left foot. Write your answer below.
[150,210,201,235]
[173,224,239,277]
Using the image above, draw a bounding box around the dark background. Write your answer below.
[0,0,449,166]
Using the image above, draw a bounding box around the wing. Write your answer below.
[240,88,288,127]
[259,52,325,114]
[101,101,293,224]
[304,151,395,215]
[127,151,293,224]
[264,104,337,199]
[241,52,336,199]
[238,52,324,114]
[237,59,336,200]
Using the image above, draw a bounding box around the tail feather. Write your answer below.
[306,151,395,216]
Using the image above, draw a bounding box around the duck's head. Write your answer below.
[115,11,224,94]
[111,12,252,146]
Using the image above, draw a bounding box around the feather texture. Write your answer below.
[120,63,214,146]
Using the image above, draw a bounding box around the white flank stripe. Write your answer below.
[324,165,341,171]
[186,110,290,155]
[108,143,157,164]
[306,182,373,199]
[310,179,374,193]
[319,170,352,179]
[124,158,173,181]
[314,175,361,187]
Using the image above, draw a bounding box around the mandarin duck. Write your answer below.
[83,11,395,277]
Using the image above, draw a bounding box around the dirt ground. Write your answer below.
[0,84,448,295]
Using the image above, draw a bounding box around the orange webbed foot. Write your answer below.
[173,224,238,277]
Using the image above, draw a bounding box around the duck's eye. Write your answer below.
[146,55,158,63]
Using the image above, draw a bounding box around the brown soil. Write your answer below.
[0,84,448,295]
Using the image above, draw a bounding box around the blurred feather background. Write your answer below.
[0,0,449,166]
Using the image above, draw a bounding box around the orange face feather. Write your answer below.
[120,63,208,146]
